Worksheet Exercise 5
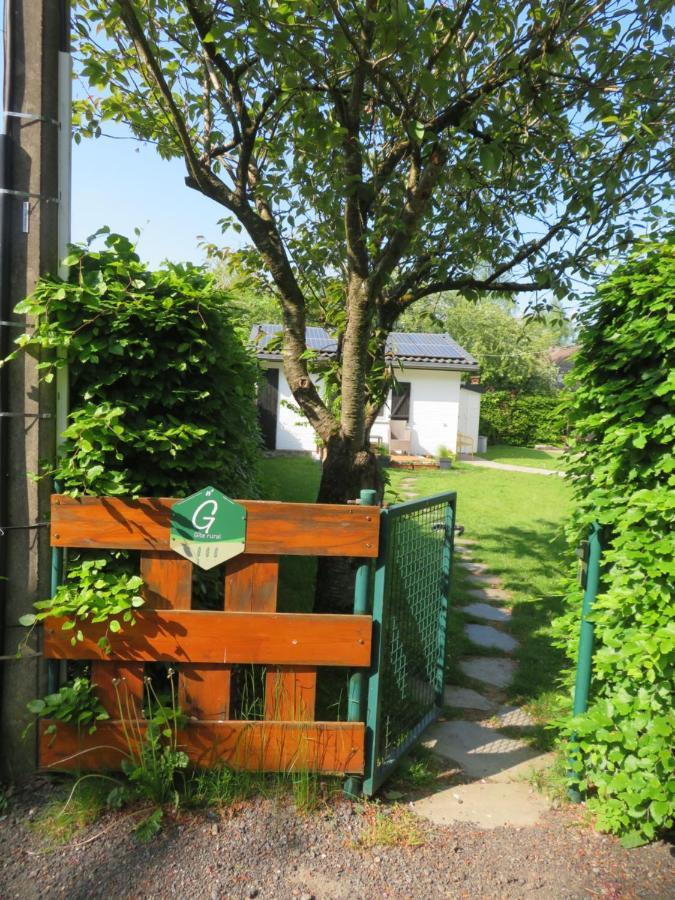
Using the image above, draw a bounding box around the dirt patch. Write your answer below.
[1,780,673,899]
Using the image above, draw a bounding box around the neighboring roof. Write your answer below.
[549,345,578,375]
[249,325,478,371]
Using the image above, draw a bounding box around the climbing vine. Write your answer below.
[553,240,674,847]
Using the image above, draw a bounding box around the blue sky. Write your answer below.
[72,125,244,267]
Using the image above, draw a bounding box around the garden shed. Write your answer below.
[251,326,480,456]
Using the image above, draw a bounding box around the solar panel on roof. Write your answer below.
[250,326,476,367]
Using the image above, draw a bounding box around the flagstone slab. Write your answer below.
[413,780,550,828]
[464,572,503,588]
[459,602,512,623]
[422,720,543,780]
[459,561,491,575]
[466,587,511,602]
[460,656,517,688]
[443,686,495,712]
[464,624,519,653]
[494,705,535,728]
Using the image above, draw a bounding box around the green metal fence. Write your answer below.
[363,491,456,796]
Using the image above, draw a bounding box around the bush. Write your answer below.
[14,230,261,498]
[552,240,674,847]
[479,391,568,446]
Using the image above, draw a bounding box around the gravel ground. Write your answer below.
[0,779,672,900]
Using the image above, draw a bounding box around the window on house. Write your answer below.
[391,381,411,420]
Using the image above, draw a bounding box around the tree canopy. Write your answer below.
[398,293,563,393]
[74,0,673,497]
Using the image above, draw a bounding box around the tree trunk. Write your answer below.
[313,435,382,613]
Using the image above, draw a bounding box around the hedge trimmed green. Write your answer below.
[12,231,261,634]
[479,391,568,446]
[553,240,674,847]
[14,230,261,499]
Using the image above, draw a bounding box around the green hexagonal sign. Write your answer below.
[170,486,247,570]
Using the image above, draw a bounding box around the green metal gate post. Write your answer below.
[435,497,455,705]
[345,488,377,798]
[568,521,603,801]
[361,504,388,797]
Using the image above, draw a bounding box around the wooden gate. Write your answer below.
[41,494,379,775]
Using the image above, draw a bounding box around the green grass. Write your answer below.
[259,453,321,502]
[476,443,564,470]
[386,463,571,715]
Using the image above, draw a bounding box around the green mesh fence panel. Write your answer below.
[364,491,456,795]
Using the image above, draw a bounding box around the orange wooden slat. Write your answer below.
[224,554,279,611]
[265,665,316,721]
[224,555,317,722]
[44,610,372,667]
[38,719,364,774]
[140,551,192,609]
[90,661,144,718]
[138,551,230,721]
[50,496,379,557]
[179,664,231,721]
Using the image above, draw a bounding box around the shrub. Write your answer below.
[14,229,261,499]
[12,230,261,642]
[552,240,674,847]
[479,391,568,446]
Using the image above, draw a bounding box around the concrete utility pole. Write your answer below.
[0,0,66,779]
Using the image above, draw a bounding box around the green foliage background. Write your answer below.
[479,392,568,446]
[15,231,261,499]
[552,241,674,846]
[398,294,564,394]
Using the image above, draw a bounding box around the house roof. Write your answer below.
[249,325,478,372]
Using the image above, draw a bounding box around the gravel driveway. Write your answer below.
[0,780,672,899]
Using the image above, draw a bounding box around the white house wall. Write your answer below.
[407,368,462,455]
[458,387,481,453]
[268,363,318,452]
[264,362,468,456]
[372,368,463,455]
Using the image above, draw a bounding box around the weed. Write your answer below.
[25,677,109,737]
[357,805,426,848]
[134,807,164,842]
[30,777,112,845]
[393,745,441,789]
[186,766,266,808]
[527,750,570,805]
[117,672,188,808]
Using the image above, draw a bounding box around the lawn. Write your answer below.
[259,455,573,726]
[476,444,564,470]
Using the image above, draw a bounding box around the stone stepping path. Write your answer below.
[412,538,552,830]
[443,686,495,712]
[493,705,535,728]
[465,586,511,602]
[459,656,518,688]
[460,561,491,575]
[459,601,511,623]
[464,623,519,652]
[422,720,545,781]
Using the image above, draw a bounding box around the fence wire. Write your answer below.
[364,492,455,795]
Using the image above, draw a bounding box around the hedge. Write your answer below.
[14,230,261,499]
[479,391,568,446]
[552,240,674,847]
